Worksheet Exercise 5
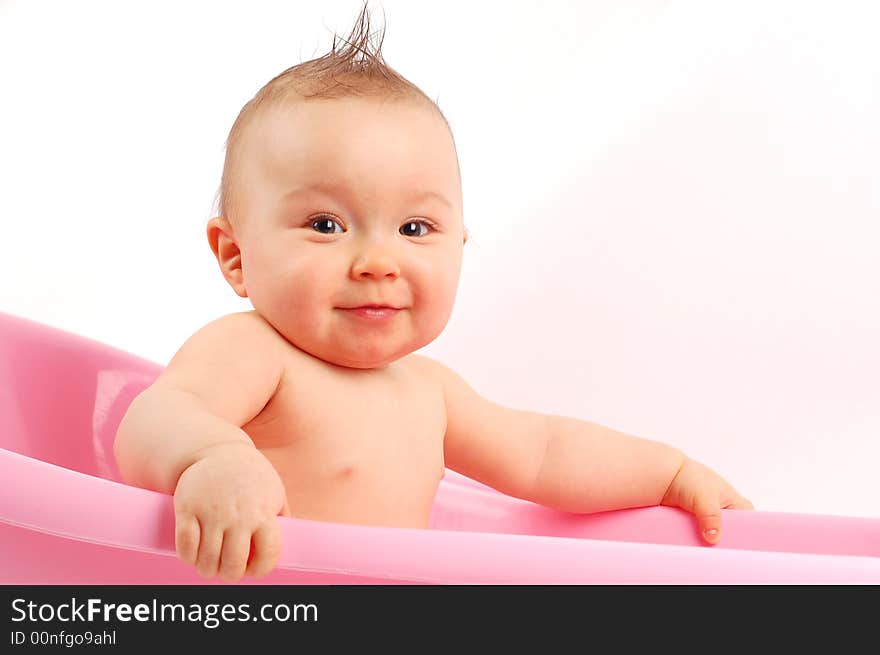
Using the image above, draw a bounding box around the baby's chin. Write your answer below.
[310,346,411,370]
[287,335,421,370]
[262,311,444,369]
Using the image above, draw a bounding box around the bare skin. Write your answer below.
[115,95,752,582]
[246,320,446,529]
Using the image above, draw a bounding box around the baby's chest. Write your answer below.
[244,362,446,470]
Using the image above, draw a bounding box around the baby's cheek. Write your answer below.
[416,280,459,337]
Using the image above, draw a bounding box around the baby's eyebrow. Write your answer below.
[284,181,453,211]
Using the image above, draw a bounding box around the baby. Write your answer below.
[114,4,752,582]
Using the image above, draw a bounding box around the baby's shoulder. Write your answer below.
[398,353,452,392]
[398,354,485,409]
[173,311,290,373]
[168,310,284,361]
[202,311,287,348]
[158,311,289,425]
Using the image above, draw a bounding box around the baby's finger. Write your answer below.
[731,496,754,510]
[175,511,200,566]
[218,529,252,582]
[245,520,283,579]
[195,524,224,578]
[694,496,723,545]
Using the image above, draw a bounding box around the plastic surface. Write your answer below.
[2,310,879,584]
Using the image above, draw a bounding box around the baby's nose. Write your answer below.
[350,248,400,280]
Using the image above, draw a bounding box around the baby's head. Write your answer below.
[208,4,467,369]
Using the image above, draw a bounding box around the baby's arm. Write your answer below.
[114,312,289,580]
[523,414,753,543]
[412,355,752,544]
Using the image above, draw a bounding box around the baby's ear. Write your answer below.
[206,216,248,298]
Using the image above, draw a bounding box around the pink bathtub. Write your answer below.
[2,310,879,584]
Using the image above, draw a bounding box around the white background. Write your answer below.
[1,1,877,518]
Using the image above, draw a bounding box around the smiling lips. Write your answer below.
[339,304,402,321]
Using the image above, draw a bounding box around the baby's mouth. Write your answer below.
[338,305,402,321]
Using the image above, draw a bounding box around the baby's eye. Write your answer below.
[400,220,433,237]
[310,216,344,234]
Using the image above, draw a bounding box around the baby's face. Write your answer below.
[217,96,466,369]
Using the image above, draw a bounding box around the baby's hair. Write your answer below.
[215,0,453,225]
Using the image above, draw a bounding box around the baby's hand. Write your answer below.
[173,442,290,581]
[660,457,753,545]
